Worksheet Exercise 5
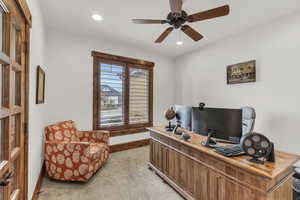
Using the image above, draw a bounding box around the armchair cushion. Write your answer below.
[45,120,79,142]
[78,130,109,144]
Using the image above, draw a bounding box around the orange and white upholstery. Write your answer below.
[44,120,110,182]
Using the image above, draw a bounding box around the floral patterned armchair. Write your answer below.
[44,120,110,182]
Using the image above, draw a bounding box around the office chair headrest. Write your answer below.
[242,107,256,120]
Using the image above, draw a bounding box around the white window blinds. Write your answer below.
[129,68,149,124]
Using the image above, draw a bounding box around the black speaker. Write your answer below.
[240,132,275,164]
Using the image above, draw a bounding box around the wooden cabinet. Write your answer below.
[208,170,220,200]
[148,127,299,200]
[150,140,209,199]
[193,162,209,200]
[208,170,258,200]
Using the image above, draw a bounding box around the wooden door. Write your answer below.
[208,170,220,200]
[193,162,209,200]
[209,170,259,200]
[0,0,29,200]
[150,140,167,172]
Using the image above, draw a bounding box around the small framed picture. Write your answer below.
[36,66,45,104]
[227,60,256,84]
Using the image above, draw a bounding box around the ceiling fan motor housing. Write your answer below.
[167,11,188,29]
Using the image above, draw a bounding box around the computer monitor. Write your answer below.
[174,105,192,131]
[192,107,242,143]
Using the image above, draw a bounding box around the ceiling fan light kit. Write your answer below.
[176,41,183,46]
[132,0,230,43]
[92,14,103,21]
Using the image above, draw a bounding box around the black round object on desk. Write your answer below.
[173,125,183,135]
[240,132,273,164]
[181,132,191,141]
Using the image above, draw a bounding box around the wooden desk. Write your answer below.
[148,127,300,200]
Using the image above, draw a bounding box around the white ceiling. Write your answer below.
[40,0,300,57]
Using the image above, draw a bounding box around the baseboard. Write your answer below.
[31,162,46,200]
[110,139,150,153]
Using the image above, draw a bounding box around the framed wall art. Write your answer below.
[36,66,45,104]
[227,60,256,84]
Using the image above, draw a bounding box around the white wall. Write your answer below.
[175,11,300,155]
[45,29,175,144]
[26,3,300,197]
[27,0,47,199]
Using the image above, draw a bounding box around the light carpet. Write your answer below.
[38,146,184,200]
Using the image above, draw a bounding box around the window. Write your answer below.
[92,51,154,136]
[99,63,125,127]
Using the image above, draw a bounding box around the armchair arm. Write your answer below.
[77,130,110,144]
[44,141,96,180]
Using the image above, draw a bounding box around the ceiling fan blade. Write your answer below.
[155,27,174,43]
[188,5,230,22]
[169,0,182,14]
[132,19,167,24]
[181,25,203,41]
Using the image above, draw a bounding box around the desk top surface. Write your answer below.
[148,126,300,180]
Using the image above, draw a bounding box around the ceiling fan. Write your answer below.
[132,0,230,43]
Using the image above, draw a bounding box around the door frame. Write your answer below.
[22,8,31,200]
[23,21,30,200]
[2,0,32,199]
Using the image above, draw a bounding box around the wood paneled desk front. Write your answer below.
[148,127,299,200]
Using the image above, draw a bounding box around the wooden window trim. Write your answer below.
[92,51,154,137]
[92,51,155,67]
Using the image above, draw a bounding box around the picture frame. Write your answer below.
[227,60,256,84]
[36,66,45,104]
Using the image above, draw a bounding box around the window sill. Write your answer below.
[97,123,153,137]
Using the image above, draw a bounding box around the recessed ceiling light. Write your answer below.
[92,14,103,21]
[176,41,183,46]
